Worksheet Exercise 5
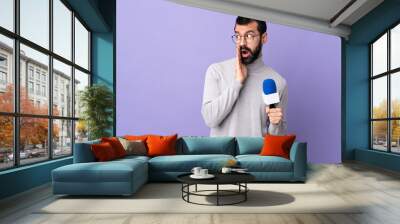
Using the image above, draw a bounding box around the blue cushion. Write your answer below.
[236,155,293,172]
[149,154,235,172]
[178,137,235,155]
[236,137,263,155]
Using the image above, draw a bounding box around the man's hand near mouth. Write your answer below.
[236,45,248,84]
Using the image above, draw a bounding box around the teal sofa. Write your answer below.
[52,137,307,196]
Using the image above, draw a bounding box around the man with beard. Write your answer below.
[201,16,287,137]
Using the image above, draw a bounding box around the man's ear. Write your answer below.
[262,33,268,44]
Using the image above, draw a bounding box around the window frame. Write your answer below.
[0,0,92,171]
[370,20,400,154]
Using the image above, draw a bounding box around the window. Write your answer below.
[53,59,71,117]
[0,0,14,32]
[28,81,34,94]
[42,85,46,97]
[19,117,49,165]
[0,54,8,89]
[35,70,40,81]
[391,23,400,70]
[28,67,34,80]
[74,69,89,118]
[0,55,7,67]
[0,71,6,85]
[53,119,72,158]
[75,18,89,70]
[370,23,400,154]
[20,0,49,49]
[0,0,91,170]
[0,116,13,170]
[36,83,40,95]
[53,0,72,60]
[74,69,89,143]
[0,34,13,113]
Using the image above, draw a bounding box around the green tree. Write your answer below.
[79,84,114,140]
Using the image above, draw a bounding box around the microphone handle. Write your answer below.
[269,104,276,109]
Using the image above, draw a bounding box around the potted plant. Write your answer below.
[79,84,114,140]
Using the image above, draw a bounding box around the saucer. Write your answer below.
[190,174,215,179]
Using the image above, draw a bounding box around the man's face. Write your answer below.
[234,21,267,65]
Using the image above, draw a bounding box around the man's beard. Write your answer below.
[240,40,262,65]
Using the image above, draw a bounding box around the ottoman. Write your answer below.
[52,157,148,196]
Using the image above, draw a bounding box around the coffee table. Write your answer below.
[177,172,255,206]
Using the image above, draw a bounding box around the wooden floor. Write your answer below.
[1,162,400,224]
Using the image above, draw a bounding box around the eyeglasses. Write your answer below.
[231,33,260,44]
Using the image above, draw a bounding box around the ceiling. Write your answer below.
[167,0,384,39]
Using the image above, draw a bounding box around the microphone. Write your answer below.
[262,79,280,109]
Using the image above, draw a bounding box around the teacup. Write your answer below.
[199,168,208,176]
[191,167,202,176]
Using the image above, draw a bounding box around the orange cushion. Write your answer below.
[91,142,117,161]
[124,135,149,141]
[259,134,296,159]
[101,137,127,158]
[146,134,178,157]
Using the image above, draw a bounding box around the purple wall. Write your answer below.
[116,0,341,163]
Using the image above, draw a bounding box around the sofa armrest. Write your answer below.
[289,142,307,181]
[73,141,99,163]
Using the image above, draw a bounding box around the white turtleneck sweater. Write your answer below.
[201,56,288,137]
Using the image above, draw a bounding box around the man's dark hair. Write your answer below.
[235,16,267,34]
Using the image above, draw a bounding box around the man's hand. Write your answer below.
[266,107,283,125]
[235,45,247,84]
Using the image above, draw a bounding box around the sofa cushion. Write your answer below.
[147,134,178,157]
[52,158,147,183]
[260,135,296,159]
[178,137,235,155]
[118,138,147,156]
[101,137,127,158]
[236,137,263,155]
[148,154,235,172]
[236,155,293,172]
[124,135,149,142]
[91,142,118,161]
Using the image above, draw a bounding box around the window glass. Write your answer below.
[20,0,49,49]
[372,76,387,119]
[74,69,89,118]
[0,0,14,31]
[372,34,387,76]
[0,35,14,113]
[74,18,89,70]
[53,119,72,157]
[53,59,72,117]
[372,121,388,151]
[20,117,49,165]
[53,0,72,60]
[0,116,13,170]
[391,24,400,70]
[20,44,49,115]
[391,72,400,118]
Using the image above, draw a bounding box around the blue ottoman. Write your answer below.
[52,157,148,196]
